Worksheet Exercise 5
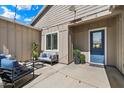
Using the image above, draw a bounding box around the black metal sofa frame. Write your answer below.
[0,61,35,88]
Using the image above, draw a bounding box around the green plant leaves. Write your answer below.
[73,49,85,63]
[32,42,39,60]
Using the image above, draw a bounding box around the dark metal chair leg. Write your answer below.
[3,81,7,88]
[12,81,15,88]
[33,59,35,78]
[51,62,53,66]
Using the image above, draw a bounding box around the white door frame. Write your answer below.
[88,27,107,65]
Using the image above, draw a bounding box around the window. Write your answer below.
[46,34,51,50]
[46,32,58,50]
[52,33,58,49]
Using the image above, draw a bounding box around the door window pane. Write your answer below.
[93,32,102,48]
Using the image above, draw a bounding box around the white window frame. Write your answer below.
[45,31,59,52]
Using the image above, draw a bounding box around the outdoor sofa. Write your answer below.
[0,54,34,88]
[38,51,58,65]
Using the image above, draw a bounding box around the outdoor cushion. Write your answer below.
[0,54,5,56]
[42,53,47,57]
[0,54,6,67]
[5,54,12,59]
[1,59,19,69]
[38,57,52,62]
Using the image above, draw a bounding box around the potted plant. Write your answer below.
[32,42,39,61]
[73,49,81,64]
[73,49,86,64]
[80,54,85,64]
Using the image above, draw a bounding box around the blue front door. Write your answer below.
[90,30,105,64]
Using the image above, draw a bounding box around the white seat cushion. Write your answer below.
[38,57,52,62]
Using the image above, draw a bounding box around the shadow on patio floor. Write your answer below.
[3,74,39,88]
[105,66,124,88]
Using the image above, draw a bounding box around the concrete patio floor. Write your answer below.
[105,66,124,88]
[24,63,111,88]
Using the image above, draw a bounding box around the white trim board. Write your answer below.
[88,27,107,65]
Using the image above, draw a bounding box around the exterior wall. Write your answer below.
[41,24,69,64]
[122,13,124,74]
[68,27,74,63]
[34,5,111,28]
[71,17,117,66]
[34,5,111,64]
[0,19,41,61]
[32,5,124,75]
[116,13,124,74]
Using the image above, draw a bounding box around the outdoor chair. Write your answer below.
[0,58,34,88]
[38,51,58,65]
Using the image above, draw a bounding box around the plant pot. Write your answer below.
[74,57,81,64]
[81,61,85,64]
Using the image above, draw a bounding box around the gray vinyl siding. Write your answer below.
[35,5,110,28]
